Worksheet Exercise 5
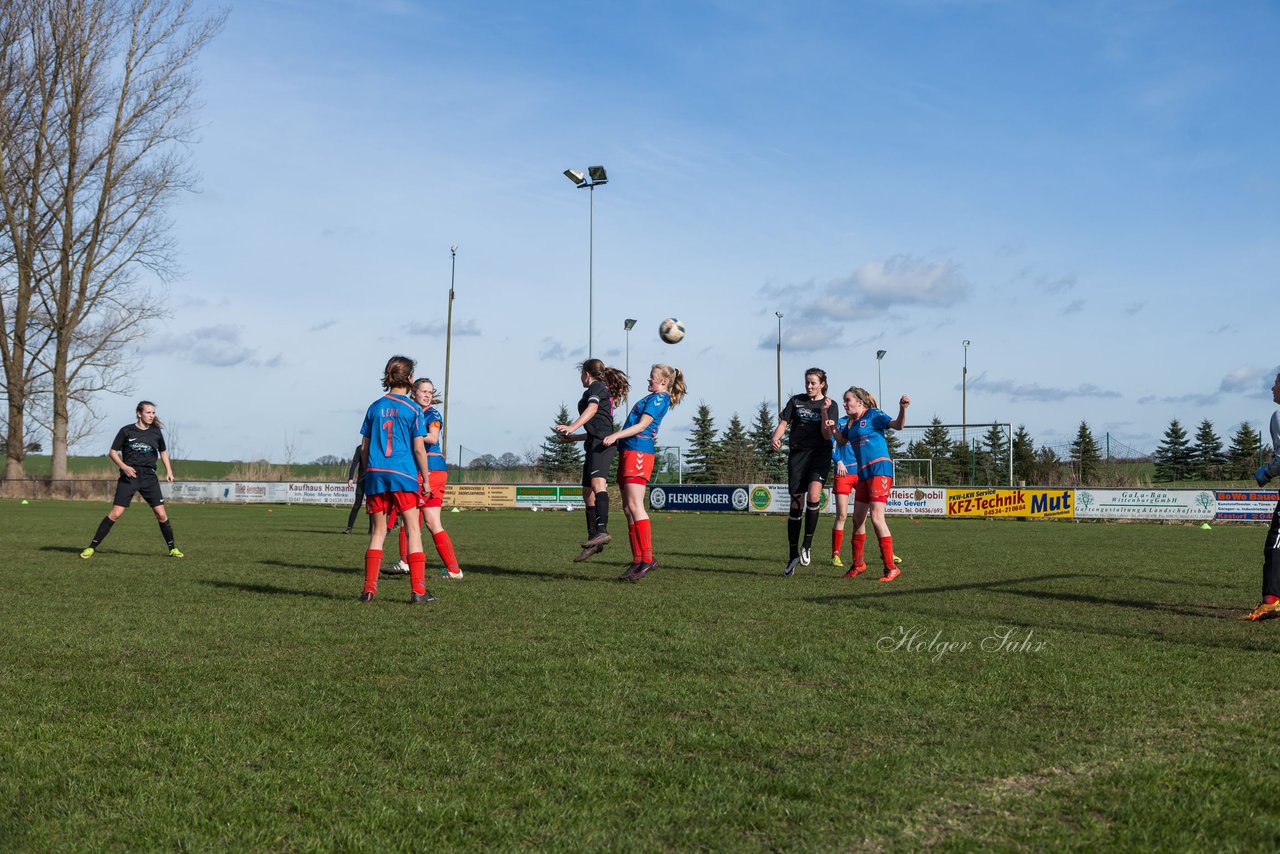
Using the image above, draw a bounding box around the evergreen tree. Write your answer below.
[749,401,785,482]
[1191,419,1226,480]
[539,404,582,481]
[1227,421,1263,480]
[885,427,903,461]
[1153,418,1194,481]
[685,402,720,484]
[906,416,958,485]
[716,413,755,483]
[980,423,1009,485]
[1032,445,1062,485]
[1069,421,1102,485]
[1011,425,1035,485]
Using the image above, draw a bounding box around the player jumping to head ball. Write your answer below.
[603,363,686,582]
[357,355,434,604]
[771,368,840,576]
[554,358,630,563]
[830,387,909,581]
[80,400,183,560]
[1241,372,1280,621]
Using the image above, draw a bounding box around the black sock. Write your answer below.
[90,517,114,548]
[594,491,609,533]
[159,520,175,549]
[803,502,819,549]
[787,515,801,559]
[584,504,598,538]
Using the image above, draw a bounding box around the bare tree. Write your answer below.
[0,1,59,479]
[0,0,223,481]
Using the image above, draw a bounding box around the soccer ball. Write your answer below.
[658,318,685,344]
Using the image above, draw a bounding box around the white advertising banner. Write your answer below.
[1074,489,1216,520]
[748,484,833,514]
[887,487,947,517]
[286,482,357,506]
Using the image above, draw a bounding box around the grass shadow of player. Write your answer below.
[470,562,615,583]
[204,579,349,601]
[260,558,356,575]
[42,545,93,555]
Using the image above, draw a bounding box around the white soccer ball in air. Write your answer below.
[658,318,686,344]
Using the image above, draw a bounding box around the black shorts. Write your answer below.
[787,448,831,496]
[582,436,617,486]
[113,471,165,508]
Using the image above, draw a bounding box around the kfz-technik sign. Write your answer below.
[649,486,750,512]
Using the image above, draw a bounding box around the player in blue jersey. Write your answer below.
[829,414,858,568]
[358,355,434,604]
[602,363,687,581]
[414,377,463,579]
[1241,372,1280,620]
[831,386,910,581]
[554,358,631,562]
[771,368,840,576]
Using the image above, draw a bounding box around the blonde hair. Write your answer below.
[844,386,878,410]
[652,363,687,406]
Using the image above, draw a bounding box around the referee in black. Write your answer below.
[343,442,366,534]
[80,400,183,559]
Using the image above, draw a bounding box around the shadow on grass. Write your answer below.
[260,558,356,575]
[467,562,618,583]
[42,545,90,555]
[204,579,350,600]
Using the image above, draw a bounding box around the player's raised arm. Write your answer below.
[888,394,910,431]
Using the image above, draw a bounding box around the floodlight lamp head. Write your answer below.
[624,318,637,330]
[876,350,887,360]
[587,165,608,184]
[563,169,586,186]
[775,311,783,319]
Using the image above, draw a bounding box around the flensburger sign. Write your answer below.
[649,486,750,512]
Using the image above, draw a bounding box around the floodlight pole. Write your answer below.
[962,339,970,446]
[775,312,784,416]
[624,318,637,379]
[565,166,607,358]
[443,245,457,455]
[876,349,887,405]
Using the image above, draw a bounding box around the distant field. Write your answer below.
[2,502,1278,849]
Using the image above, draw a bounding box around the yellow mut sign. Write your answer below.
[946,488,1073,519]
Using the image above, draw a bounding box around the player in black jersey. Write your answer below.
[80,401,183,559]
[554,358,630,562]
[770,368,839,576]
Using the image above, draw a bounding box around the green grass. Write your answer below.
[2,503,1279,850]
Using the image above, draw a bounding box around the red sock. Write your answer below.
[878,535,894,569]
[853,533,866,565]
[1266,595,1279,604]
[636,518,653,562]
[832,527,845,556]
[398,526,408,561]
[627,523,642,562]
[408,551,427,595]
[363,549,382,595]
[433,530,459,572]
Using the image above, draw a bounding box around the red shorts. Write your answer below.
[367,491,421,527]
[422,471,447,509]
[618,450,655,485]
[854,475,893,504]
[833,474,858,496]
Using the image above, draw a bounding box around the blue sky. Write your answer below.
[87,0,1279,465]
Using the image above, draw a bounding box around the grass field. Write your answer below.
[3,502,1280,850]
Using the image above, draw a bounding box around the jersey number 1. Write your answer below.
[382,420,394,457]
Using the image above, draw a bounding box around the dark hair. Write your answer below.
[136,400,164,429]
[805,367,828,396]
[382,355,415,391]
[579,358,631,403]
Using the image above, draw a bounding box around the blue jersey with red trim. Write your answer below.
[841,408,894,478]
[619,392,670,454]
[360,393,426,494]
[832,415,857,469]
[421,405,448,472]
